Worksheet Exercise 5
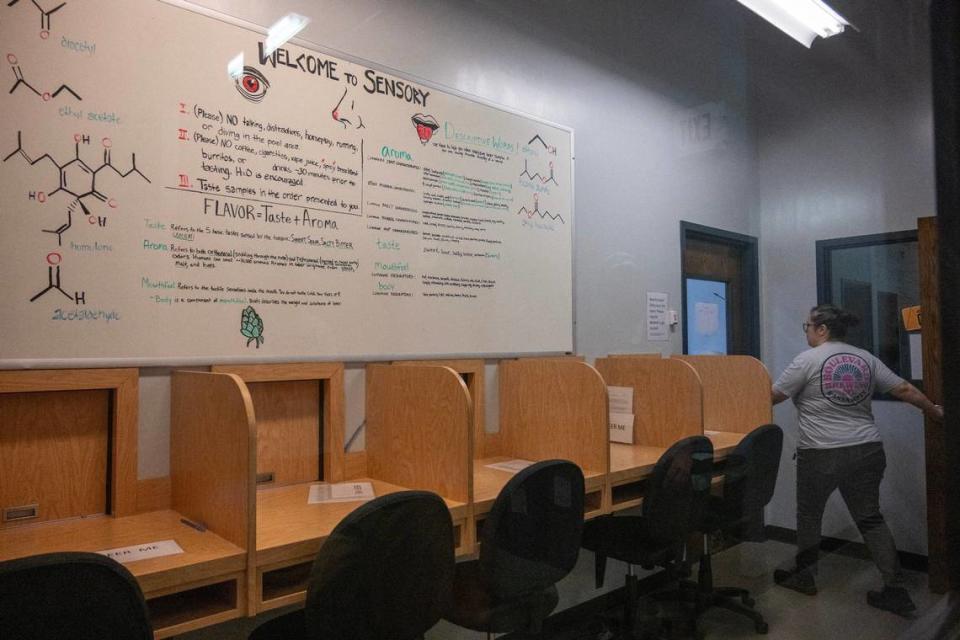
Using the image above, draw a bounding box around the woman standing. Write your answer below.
[771,304,943,617]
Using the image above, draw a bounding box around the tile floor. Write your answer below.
[174,540,941,639]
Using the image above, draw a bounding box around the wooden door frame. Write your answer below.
[680,221,760,357]
[930,0,960,592]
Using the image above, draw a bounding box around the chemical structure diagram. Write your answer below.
[516,193,565,224]
[7,53,81,101]
[528,134,557,155]
[519,158,558,186]
[6,0,66,40]
[3,130,150,303]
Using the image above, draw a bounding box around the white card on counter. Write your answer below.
[98,540,184,564]
[485,459,534,473]
[308,482,375,504]
[607,386,634,414]
[609,412,635,444]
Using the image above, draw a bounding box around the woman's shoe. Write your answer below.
[773,568,817,596]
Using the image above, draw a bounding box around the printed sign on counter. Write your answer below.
[485,459,534,473]
[97,540,184,563]
[308,481,375,504]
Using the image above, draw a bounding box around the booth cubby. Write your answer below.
[0,369,255,638]
[474,357,608,533]
[209,362,345,614]
[673,355,773,454]
[595,356,704,511]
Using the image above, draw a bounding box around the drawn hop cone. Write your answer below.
[241,305,265,348]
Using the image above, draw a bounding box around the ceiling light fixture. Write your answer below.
[263,13,310,57]
[735,0,850,48]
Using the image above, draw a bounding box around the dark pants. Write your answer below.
[795,442,904,587]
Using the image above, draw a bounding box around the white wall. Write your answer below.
[139,0,760,476]
[753,0,934,554]
[133,0,936,561]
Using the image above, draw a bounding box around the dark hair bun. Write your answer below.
[839,309,860,328]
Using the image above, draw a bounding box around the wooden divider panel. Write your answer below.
[498,359,607,474]
[0,389,109,526]
[595,357,702,447]
[673,355,772,433]
[366,365,472,504]
[392,359,486,458]
[0,368,139,518]
[171,372,255,552]
[245,380,320,486]
[211,363,346,483]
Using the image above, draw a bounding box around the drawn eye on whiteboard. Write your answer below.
[235,66,270,103]
[331,87,365,129]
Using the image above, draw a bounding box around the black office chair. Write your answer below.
[686,423,783,635]
[582,435,714,638]
[0,551,153,640]
[249,490,455,640]
[444,459,585,639]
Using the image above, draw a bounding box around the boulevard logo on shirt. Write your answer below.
[820,353,872,406]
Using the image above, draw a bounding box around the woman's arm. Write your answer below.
[889,381,944,421]
[772,388,789,405]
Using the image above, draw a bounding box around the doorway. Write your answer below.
[680,221,760,357]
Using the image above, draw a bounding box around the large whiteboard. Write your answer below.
[0,0,573,367]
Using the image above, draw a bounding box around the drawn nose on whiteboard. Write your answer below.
[332,87,365,129]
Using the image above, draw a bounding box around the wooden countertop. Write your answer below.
[608,443,665,484]
[473,457,604,516]
[0,509,246,594]
[255,478,466,566]
[705,430,745,459]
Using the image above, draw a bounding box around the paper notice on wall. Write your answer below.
[608,386,634,414]
[646,292,670,341]
[909,333,923,380]
[695,302,720,336]
[308,482,375,504]
[609,412,634,444]
[98,540,184,564]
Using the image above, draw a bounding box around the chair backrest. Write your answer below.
[304,490,455,640]
[480,459,585,599]
[0,551,153,640]
[717,423,784,539]
[642,435,715,546]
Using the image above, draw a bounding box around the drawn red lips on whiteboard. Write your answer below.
[411,114,439,145]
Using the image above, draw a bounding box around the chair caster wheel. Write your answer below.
[755,621,769,634]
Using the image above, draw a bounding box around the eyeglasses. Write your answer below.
[802,322,819,332]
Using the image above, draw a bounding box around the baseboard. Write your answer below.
[765,525,929,573]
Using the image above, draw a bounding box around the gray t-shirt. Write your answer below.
[773,341,905,449]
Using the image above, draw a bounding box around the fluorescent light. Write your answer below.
[227,52,244,79]
[736,0,850,47]
[263,13,310,56]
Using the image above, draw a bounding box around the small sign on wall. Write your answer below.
[609,412,635,444]
[647,292,670,342]
[902,306,922,331]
